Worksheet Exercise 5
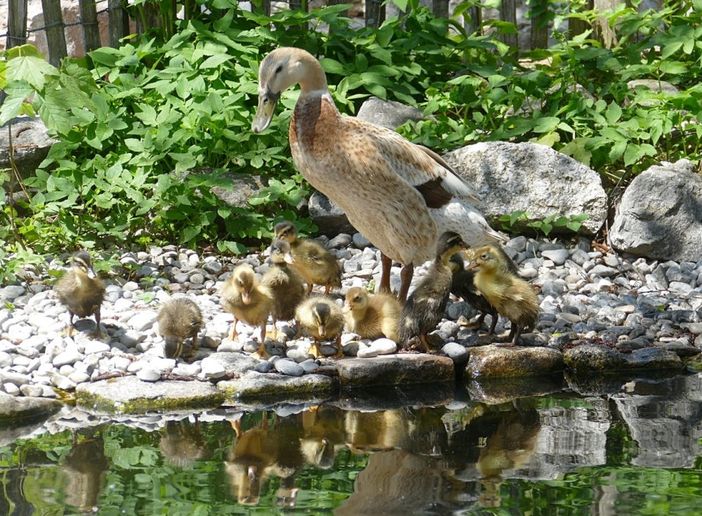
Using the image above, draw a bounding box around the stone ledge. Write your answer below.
[219,371,338,403]
[336,355,455,389]
[75,377,224,414]
[466,345,564,379]
[0,392,62,426]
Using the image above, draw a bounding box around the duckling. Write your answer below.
[261,239,306,332]
[157,298,202,360]
[449,253,499,334]
[467,245,540,346]
[295,296,345,358]
[398,232,467,353]
[221,264,273,357]
[344,287,401,342]
[54,251,105,338]
[275,221,341,294]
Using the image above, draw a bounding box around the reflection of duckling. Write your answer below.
[54,251,105,338]
[295,296,345,358]
[159,420,208,469]
[157,298,202,360]
[275,221,341,294]
[62,432,109,512]
[468,245,539,345]
[300,406,346,469]
[221,264,272,357]
[225,415,303,507]
[344,410,411,453]
[344,287,401,342]
[261,239,306,331]
[398,232,467,352]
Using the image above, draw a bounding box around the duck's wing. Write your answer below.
[345,118,481,207]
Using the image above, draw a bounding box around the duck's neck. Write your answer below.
[296,52,328,97]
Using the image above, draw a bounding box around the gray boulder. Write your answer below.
[308,191,355,236]
[610,159,702,262]
[207,172,266,209]
[0,117,56,188]
[356,96,425,130]
[336,355,454,388]
[443,142,607,235]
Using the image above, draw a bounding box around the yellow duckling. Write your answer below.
[467,245,540,346]
[274,221,341,295]
[261,239,306,331]
[343,287,401,342]
[221,264,273,357]
[398,232,467,353]
[54,251,105,338]
[157,298,203,360]
[295,296,345,358]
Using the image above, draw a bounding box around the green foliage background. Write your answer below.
[1,0,702,281]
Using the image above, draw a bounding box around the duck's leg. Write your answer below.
[417,333,431,353]
[379,254,392,294]
[91,307,105,339]
[306,283,314,294]
[488,309,499,335]
[397,263,414,303]
[64,311,76,337]
[255,323,268,358]
[309,339,321,359]
[511,324,523,346]
[333,335,343,358]
[228,318,239,341]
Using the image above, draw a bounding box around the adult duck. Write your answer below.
[252,47,503,301]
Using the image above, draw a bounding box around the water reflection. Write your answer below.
[2,373,702,513]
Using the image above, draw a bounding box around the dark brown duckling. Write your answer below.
[157,298,203,360]
[54,251,105,338]
[398,232,467,353]
[261,239,306,330]
[449,254,498,334]
[468,245,540,346]
[275,221,341,295]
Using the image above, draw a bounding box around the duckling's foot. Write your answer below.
[61,325,76,338]
[252,342,269,360]
[308,342,321,359]
[89,329,107,341]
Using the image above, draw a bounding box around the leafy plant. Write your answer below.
[497,210,589,236]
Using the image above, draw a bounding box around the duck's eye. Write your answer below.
[354,296,361,302]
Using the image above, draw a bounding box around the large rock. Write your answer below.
[76,377,224,413]
[206,172,266,209]
[336,355,454,388]
[356,96,426,130]
[443,142,607,235]
[466,374,564,404]
[0,392,61,426]
[218,371,337,403]
[0,117,56,187]
[610,159,702,261]
[465,345,564,379]
[308,191,355,236]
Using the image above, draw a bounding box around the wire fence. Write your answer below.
[2,0,617,65]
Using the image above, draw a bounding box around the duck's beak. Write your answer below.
[252,90,280,133]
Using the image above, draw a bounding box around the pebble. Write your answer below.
[52,350,82,367]
[274,359,305,376]
[541,249,569,265]
[442,342,468,362]
[352,233,371,249]
[136,368,162,382]
[0,285,26,302]
[357,345,379,358]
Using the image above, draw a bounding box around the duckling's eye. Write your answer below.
[481,253,489,260]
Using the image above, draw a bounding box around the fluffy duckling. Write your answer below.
[221,264,273,357]
[467,245,540,345]
[449,253,500,334]
[398,232,467,353]
[261,239,306,331]
[344,287,401,342]
[275,221,341,294]
[157,298,203,360]
[54,251,105,338]
[295,296,345,358]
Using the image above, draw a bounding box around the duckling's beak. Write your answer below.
[283,252,294,265]
[87,267,97,279]
[242,291,252,304]
[252,90,280,133]
[318,324,326,337]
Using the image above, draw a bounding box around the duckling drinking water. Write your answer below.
[157,297,203,360]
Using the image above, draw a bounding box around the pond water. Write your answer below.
[2,373,702,515]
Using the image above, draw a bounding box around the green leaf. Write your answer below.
[200,54,232,69]
[532,116,559,134]
[605,103,622,124]
[659,61,687,75]
[391,0,409,11]
[7,56,57,90]
[321,58,346,75]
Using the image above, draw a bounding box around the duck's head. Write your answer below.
[274,220,298,243]
[467,245,499,273]
[344,287,369,314]
[312,302,331,336]
[448,253,465,274]
[436,232,467,263]
[269,239,294,266]
[252,47,327,133]
[71,251,96,279]
[231,264,256,304]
